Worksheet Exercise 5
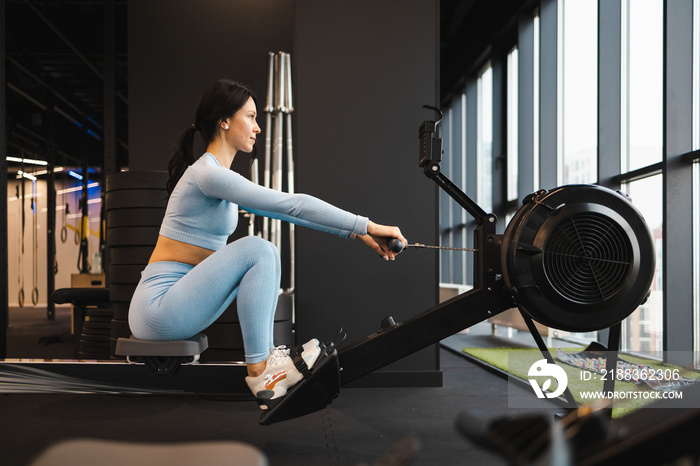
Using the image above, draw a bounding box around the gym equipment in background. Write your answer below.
[105,170,168,357]
[16,183,25,308]
[259,51,296,288]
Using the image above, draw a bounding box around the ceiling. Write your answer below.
[440,0,530,102]
[4,0,526,180]
[5,0,128,178]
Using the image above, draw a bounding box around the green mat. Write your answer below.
[463,346,700,418]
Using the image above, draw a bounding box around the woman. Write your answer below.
[128,79,407,408]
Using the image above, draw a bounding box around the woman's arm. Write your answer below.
[197,164,407,259]
[196,164,367,238]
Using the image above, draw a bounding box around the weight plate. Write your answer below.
[84,315,113,324]
[110,284,137,302]
[106,171,168,192]
[82,321,112,330]
[80,333,110,343]
[80,340,111,349]
[105,190,168,210]
[109,265,145,285]
[81,327,111,336]
[112,302,130,321]
[110,246,153,265]
[85,308,114,318]
[110,319,132,339]
[107,227,159,247]
[107,208,166,228]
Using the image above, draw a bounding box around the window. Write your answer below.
[533,14,540,190]
[621,0,664,172]
[441,0,700,359]
[693,0,700,361]
[614,0,665,353]
[439,92,468,286]
[622,174,663,353]
[558,0,598,185]
[516,11,540,197]
[507,47,519,201]
[695,0,700,152]
[477,65,493,212]
[440,103,454,284]
[693,158,699,362]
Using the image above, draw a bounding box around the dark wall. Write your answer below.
[128,0,440,383]
[293,1,440,381]
[128,0,293,172]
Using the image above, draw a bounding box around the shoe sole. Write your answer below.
[255,370,303,403]
[255,390,274,410]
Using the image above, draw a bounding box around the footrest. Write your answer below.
[115,334,209,375]
[259,329,346,425]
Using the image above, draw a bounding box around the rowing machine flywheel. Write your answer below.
[501,184,655,332]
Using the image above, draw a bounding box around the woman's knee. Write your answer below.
[236,236,280,266]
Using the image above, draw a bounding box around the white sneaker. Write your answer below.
[245,339,321,409]
[302,338,320,353]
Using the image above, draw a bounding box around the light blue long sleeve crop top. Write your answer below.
[159,153,369,250]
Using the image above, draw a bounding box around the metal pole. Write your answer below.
[103,0,117,279]
[262,51,296,290]
[79,152,89,273]
[103,0,117,176]
[271,53,284,249]
[46,145,56,320]
[1,0,8,358]
[283,52,295,291]
[248,158,259,237]
[263,52,275,241]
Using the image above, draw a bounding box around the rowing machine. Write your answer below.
[258,105,655,424]
[0,107,655,428]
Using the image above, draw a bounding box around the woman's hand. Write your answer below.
[357,220,408,261]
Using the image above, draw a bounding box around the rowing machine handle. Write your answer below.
[387,238,404,253]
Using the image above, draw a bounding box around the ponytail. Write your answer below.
[166,79,257,195]
[166,125,198,195]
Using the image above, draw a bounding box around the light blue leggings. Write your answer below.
[128,236,281,364]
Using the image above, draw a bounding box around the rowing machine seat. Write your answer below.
[115,333,208,375]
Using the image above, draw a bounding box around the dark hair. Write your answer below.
[166,79,257,194]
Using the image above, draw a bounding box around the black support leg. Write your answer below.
[339,285,512,385]
[603,322,621,396]
[519,308,578,408]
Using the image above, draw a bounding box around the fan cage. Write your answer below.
[542,212,632,304]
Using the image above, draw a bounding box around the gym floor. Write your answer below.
[2,307,549,465]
